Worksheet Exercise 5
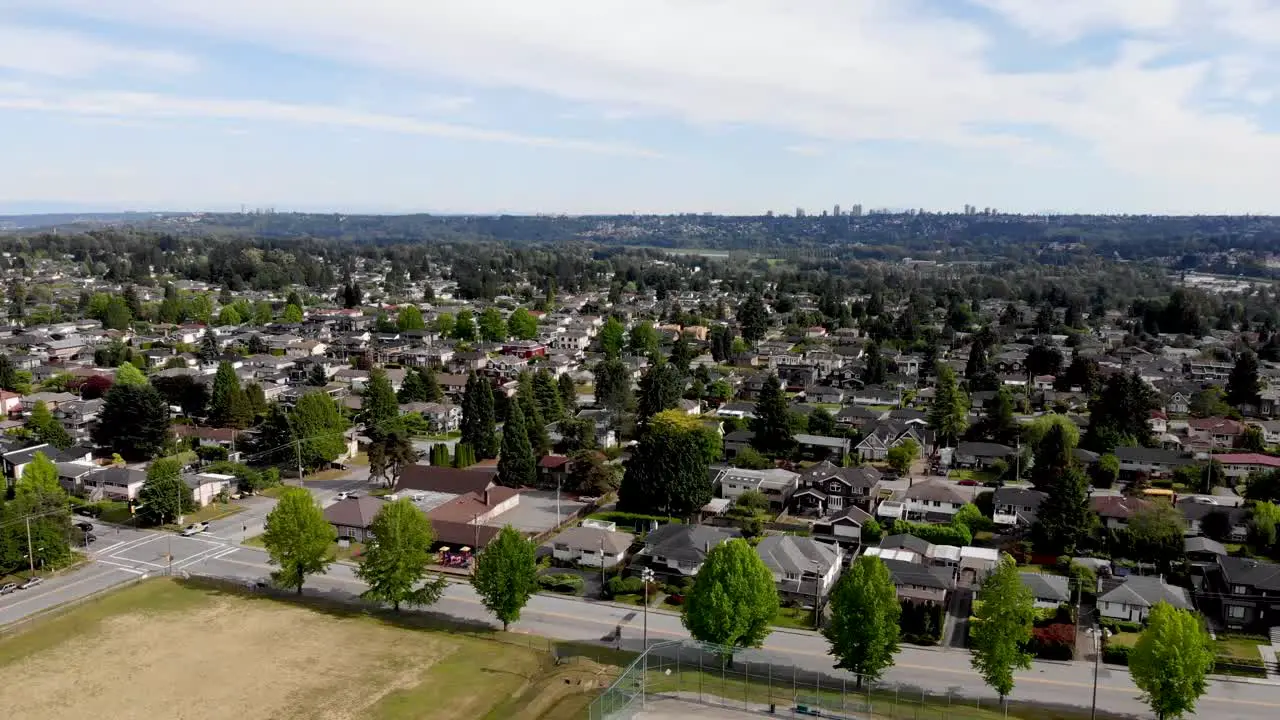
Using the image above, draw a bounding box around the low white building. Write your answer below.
[547,521,634,568]
[184,472,236,507]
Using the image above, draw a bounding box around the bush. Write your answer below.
[1102,645,1132,666]
[891,520,970,547]
[899,601,944,644]
[605,575,649,598]
[1214,656,1267,678]
[1100,619,1143,635]
[537,573,585,595]
[588,511,682,531]
[1029,623,1076,660]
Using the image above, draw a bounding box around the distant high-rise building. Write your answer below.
[850,204,863,217]
[796,208,806,218]
[833,204,841,217]
[765,210,774,218]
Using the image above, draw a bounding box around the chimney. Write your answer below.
[484,489,490,506]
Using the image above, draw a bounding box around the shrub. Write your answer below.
[1100,619,1143,635]
[588,511,682,531]
[1029,623,1076,660]
[605,575,648,598]
[537,573,585,595]
[1102,645,1132,666]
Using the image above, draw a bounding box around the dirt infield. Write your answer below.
[0,579,614,720]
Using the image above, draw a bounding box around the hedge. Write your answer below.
[1100,619,1143,635]
[889,520,971,547]
[537,573,585,595]
[605,575,650,598]
[588,512,682,529]
[1029,623,1075,660]
[1102,645,1132,665]
[1214,657,1268,678]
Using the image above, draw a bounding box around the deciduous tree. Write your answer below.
[263,487,336,594]
[357,499,448,611]
[682,538,779,652]
[471,525,539,631]
[599,316,625,359]
[27,400,73,450]
[396,305,426,331]
[971,558,1035,706]
[291,391,350,470]
[1129,602,1215,720]
[478,307,507,342]
[637,361,684,423]
[138,457,196,525]
[619,410,716,516]
[508,307,538,340]
[824,555,900,687]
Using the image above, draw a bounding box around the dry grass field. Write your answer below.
[0,579,616,720]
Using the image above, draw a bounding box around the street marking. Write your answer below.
[94,541,126,555]
[0,569,129,614]
[95,560,146,576]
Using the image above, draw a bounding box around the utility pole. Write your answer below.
[555,475,561,528]
[295,439,304,486]
[600,538,606,593]
[25,516,34,574]
[640,566,655,708]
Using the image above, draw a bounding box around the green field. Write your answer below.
[0,578,617,720]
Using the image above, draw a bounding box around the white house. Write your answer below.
[1098,576,1192,623]
[547,522,634,568]
[755,535,843,602]
[184,472,236,507]
[904,480,969,519]
[716,467,799,509]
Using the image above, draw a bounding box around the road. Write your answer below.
[3,466,1279,718]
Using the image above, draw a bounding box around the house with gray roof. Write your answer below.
[637,524,739,577]
[755,535,843,602]
[1020,572,1071,608]
[1098,575,1192,623]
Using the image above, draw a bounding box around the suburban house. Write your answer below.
[1020,572,1071,609]
[992,487,1046,527]
[790,461,882,515]
[636,524,739,577]
[547,522,634,568]
[1211,453,1280,481]
[1202,556,1280,632]
[854,420,931,461]
[1177,497,1249,541]
[55,460,101,496]
[183,472,235,507]
[952,441,1016,469]
[715,467,800,510]
[325,496,387,542]
[810,505,875,546]
[84,465,147,501]
[754,535,843,603]
[904,480,970,521]
[1090,495,1152,530]
[881,558,955,605]
[1114,446,1193,478]
[1098,575,1193,622]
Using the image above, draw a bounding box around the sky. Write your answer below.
[4,0,1280,215]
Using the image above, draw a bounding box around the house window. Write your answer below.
[1233,585,1249,595]
[1228,605,1246,619]
[829,496,843,509]
[932,501,941,507]
[784,573,798,581]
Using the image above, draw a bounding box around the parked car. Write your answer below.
[74,521,94,532]
[83,533,97,545]
[18,577,43,590]
[956,479,981,487]
[0,583,17,595]
[181,522,209,536]
[335,491,350,501]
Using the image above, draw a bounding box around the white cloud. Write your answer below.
[785,144,825,157]
[0,88,658,157]
[10,0,1280,209]
[0,24,195,77]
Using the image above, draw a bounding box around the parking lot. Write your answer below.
[497,490,589,533]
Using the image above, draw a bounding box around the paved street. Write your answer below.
[2,467,1279,718]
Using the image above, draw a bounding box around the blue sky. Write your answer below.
[3,0,1280,215]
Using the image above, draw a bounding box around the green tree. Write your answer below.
[461,373,498,459]
[252,301,274,326]
[824,555,900,687]
[199,329,220,363]
[637,362,684,423]
[928,364,968,447]
[599,316,625,359]
[738,293,769,346]
[628,321,660,357]
[398,370,427,403]
[568,450,619,495]
[452,309,477,341]
[619,410,716,516]
[531,369,563,422]
[1028,417,1078,485]
[357,499,448,611]
[103,296,132,330]
[138,457,195,525]
[113,361,148,387]
[970,557,1036,706]
[292,392,350,470]
[682,538,779,652]
[478,307,507,342]
[208,361,252,429]
[508,307,538,340]
[282,303,304,323]
[434,312,455,337]
[497,400,537,488]
[979,386,1017,444]
[396,305,426,331]
[27,400,73,450]
[593,359,633,428]
[808,407,836,437]
[262,487,336,594]
[286,290,305,309]
[732,446,773,470]
[1085,371,1158,451]
[670,332,694,373]
[751,373,795,457]
[470,525,539,631]
[3,452,73,570]
[1128,501,1186,570]
[558,373,578,415]
[0,354,19,393]
[886,439,919,476]
[1130,602,1215,720]
[420,366,444,403]
[861,342,887,386]
[93,383,170,461]
[216,305,242,326]
[361,369,402,440]
[1240,426,1267,452]
[1226,349,1261,410]
[1032,465,1095,555]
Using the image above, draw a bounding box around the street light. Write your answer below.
[640,566,655,708]
[1088,626,1112,720]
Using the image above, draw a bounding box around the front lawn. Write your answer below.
[242,534,363,563]
[162,502,243,530]
[949,469,997,483]
[772,605,816,630]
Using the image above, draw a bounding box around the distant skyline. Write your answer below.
[5,1,1280,215]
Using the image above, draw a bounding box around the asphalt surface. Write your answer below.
[2,463,1279,718]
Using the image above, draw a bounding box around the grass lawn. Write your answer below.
[772,605,817,630]
[305,468,348,482]
[258,485,291,499]
[949,469,997,483]
[611,593,657,607]
[0,578,618,720]
[1215,635,1264,661]
[242,534,364,563]
[348,452,370,467]
[1108,631,1141,648]
[161,502,244,530]
[419,431,462,441]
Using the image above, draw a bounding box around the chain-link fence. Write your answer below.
[588,639,1099,720]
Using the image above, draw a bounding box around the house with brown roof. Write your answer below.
[1090,495,1151,530]
[395,464,498,496]
[427,486,520,526]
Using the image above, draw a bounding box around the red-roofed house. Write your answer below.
[1091,495,1152,530]
[538,454,570,489]
[1212,453,1280,480]
[1187,417,1245,447]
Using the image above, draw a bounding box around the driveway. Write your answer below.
[945,587,973,649]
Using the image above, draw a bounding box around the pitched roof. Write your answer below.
[395,464,497,495]
[1019,572,1070,603]
[1098,575,1191,610]
[548,525,634,554]
[1090,495,1151,519]
[904,480,968,504]
[323,496,387,529]
[642,524,739,564]
[880,534,933,556]
[1217,555,1280,591]
[755,535,840,576]
[882,558,954,590]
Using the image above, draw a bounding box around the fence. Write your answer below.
[588,638,1129,720]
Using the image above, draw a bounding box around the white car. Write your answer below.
[181,522,209,536]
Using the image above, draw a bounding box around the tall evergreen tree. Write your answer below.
[558,373,578,415]
[979,386,1017,444]
[208,361,251,429]
[94,383,170,461]
[861,342,887,386]
[419,366,443,403]
[637,362,684,423]
[928,363,968,447]
[531,368,563,422]
[619,410,716,516]
[738,292,769,346]
[1084,371,1158,451]
[361,368,402,440]
[1226,349,1261,410]
[1032,465,1095,555]
[497,400,537,488]
[198,329,220,364]
[670,332,694,373]
[461,373,498,459]
[751,373,795,457]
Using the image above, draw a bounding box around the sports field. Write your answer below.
[0,579,615,720]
